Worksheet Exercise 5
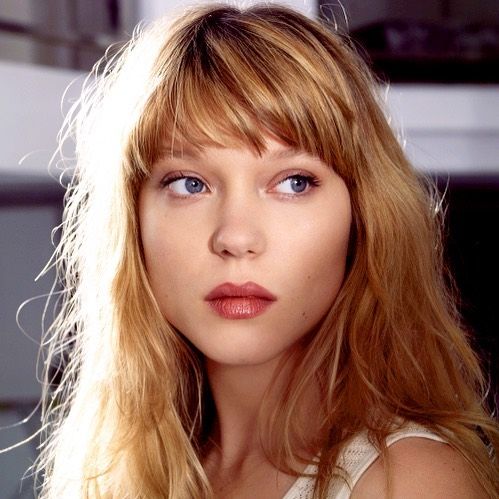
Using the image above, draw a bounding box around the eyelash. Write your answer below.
[160,171,321,196]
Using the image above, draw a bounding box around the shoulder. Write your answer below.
[350,437,487,499]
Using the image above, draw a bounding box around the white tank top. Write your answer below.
[282,422,446,499]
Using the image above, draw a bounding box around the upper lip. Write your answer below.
[205,282,277,301]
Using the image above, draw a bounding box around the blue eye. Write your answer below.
[162,175,207,195]
[275,174,319,195]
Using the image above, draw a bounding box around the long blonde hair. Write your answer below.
[37,3,498,497]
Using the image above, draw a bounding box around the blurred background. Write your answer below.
[0,0,498,496]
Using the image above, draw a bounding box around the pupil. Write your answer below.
[186,178,203,193]
[291,176,307,193]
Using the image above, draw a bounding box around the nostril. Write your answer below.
[219,248,257,258]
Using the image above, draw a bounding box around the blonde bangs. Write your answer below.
[130,5,358,175]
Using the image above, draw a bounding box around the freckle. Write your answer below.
[307,275,311,280]
[302,312,306,317]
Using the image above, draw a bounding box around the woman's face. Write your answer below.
[139,136,351,366]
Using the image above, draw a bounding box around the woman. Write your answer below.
[37,3,498,498]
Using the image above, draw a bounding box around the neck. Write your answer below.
[203,349,320,471]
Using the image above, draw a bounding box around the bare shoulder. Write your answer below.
[350,437,488,499]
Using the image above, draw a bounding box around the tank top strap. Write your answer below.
[282,422,446,499]
[330,422,446,497]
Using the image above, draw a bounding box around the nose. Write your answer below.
[210,199,266,259]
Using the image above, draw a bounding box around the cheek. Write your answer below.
[294,198,352,308]
[139,197,185,299]
[296,195,351,268]
[141,221,200,295]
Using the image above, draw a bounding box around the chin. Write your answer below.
[198,340,294,368]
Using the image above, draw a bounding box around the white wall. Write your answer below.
[0,60,82,176]
[386,85,499,173]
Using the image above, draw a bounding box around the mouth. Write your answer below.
[204,282,277,320]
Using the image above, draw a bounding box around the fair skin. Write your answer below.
[352,437,487,499]
[139,136,351,370]
[138,136,484,498]
[139,135,351,496]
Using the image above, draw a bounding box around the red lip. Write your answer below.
[205,282,277,301]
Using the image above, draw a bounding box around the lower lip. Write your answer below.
[206,297,275,319]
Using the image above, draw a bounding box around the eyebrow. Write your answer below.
[157,144,319,163]
[264,148,309,161]
[158,145,201,160]
[262,147,326,168]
